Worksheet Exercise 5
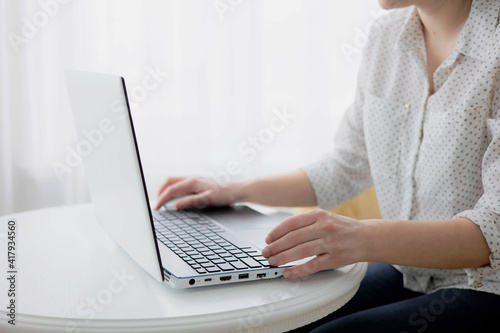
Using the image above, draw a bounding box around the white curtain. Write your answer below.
[0,0,382,216]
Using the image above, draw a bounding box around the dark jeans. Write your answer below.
[288,263,500,333]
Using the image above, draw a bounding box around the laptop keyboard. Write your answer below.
[153,209,271,274]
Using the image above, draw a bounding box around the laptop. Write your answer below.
[64,70,308,288]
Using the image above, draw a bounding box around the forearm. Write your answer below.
[233,170,318,207]
[362,217,491,269]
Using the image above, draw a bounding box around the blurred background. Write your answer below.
[0,0,383,216]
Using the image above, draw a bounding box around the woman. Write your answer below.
[155,0,500,331]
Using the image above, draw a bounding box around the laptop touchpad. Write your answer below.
[202,205,279,250]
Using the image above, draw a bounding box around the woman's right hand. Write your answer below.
[154,177,242,210]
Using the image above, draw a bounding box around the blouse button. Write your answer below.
[474,106,480,112]
[405,104,411,109]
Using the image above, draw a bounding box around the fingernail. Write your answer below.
[265,235,271,244]
[268,256,276,266]
[283,270,291,278]
[262,247,269,258]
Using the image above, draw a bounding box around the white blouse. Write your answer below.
[303,0,500,295]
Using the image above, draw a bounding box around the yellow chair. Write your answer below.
[294,186,381,220]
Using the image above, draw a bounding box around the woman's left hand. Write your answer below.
[261,209,367,278]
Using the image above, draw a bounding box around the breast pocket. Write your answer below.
[363,92,411,184]
[423,100,489,148]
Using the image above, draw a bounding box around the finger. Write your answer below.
[262,225,320,258]
[154,178,198,210]
[175,190,213,210]
[282,254,329,279]
[265,209,322,244]
[266,239,325,266]
[157,177,184,197]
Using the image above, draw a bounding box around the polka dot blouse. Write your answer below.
[302,0,500,295]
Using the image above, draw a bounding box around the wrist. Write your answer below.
[358,219,384,263]
[229,180,253,203]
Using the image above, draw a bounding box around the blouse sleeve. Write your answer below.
[454,117,500,288]
[454,66,500,288]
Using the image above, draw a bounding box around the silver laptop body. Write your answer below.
[64,70,302,288]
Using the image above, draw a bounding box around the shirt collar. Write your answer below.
[395,0,500,62]
[455,0,500,61]
[394,7,426,61]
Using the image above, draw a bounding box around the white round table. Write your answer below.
[0,204,367,333]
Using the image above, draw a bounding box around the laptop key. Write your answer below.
[190,254,204,260]
[217,263,235,271]
[206,267,221,273]
[196,258,210,264]
[197,238,211,243]
[256,259,270,267]
[206,254,220,260]
[240,257,262,268]
[212,259,226,265]
[230,261,248,270]
[201,262,215,268]
[182,218,196,224]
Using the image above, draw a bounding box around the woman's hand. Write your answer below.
[154,177,242,210]
[261,209,367,278]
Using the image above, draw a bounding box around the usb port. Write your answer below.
[205,278,212,282]
[220,276,232,281]
[238,273,249,280]
[257,273,266,279]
